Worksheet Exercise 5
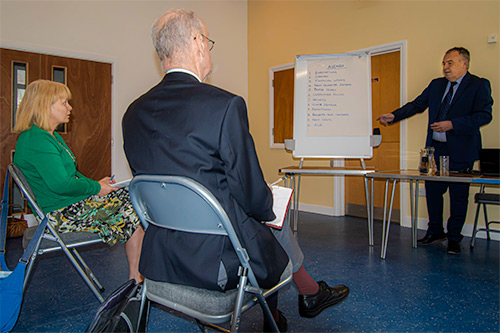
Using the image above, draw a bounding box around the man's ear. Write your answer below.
[193,33,205,56]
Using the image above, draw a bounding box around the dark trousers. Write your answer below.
[425,140,474,243]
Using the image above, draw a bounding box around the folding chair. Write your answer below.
[128,175,292,332]
[7,164,106,302]
[470,184,500,249]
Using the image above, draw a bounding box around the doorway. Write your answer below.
[345,51,401,222]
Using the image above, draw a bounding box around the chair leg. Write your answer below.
[45,224,104,302]
[482,203,491,240]
[470,202,481,249]
[231,267,249,332]
[23,241,43,292]
[255,292,279,333]
[136,283,150,333]
[71,248,105,292]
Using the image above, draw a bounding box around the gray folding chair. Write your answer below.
[128,175,292,332]
[8,164,106,302]
[470,184,500,249]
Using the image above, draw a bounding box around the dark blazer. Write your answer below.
[392,72,493,164]
[123,72,288,291]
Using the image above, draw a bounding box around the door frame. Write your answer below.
[269,62,294,149]
[336,40,408,222]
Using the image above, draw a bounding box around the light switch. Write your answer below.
[487,34,497,44]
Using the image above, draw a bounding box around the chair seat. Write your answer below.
[474,193,500,205]
[145,260,293,321]
[22,226,103,251]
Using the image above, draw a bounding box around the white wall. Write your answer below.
[0,0,248,180]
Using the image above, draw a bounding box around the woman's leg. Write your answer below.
[125,225,145,282]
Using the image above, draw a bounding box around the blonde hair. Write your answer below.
[14,79,72,133]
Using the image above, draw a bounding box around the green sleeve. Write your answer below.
[28,133,100,197]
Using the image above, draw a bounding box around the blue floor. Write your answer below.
[6,212,499,332]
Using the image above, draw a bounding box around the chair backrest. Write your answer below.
[128,175,254,282]
[8,164,45,219]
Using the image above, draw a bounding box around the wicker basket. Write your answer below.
[6,205,28,238]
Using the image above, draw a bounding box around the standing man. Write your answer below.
[378,47,493,254]
[123,9,349,330]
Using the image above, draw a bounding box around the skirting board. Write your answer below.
[298,203,499,241]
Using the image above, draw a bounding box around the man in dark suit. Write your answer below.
[378,47,493,254]
[123,9,349,328]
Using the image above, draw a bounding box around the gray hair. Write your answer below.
[151,9,205,61]
[446,47,470,69]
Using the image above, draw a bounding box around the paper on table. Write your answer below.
[110,179,131,188]
[265,185,293,230]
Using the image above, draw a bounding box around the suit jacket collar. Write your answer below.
[162,71,201,84]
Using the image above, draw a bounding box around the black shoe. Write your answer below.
[263,310,287,332]
[417,233,446,245]
[298,281,349,318]
[447,240,461,254]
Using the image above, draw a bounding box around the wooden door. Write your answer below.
[273,68,294,144]
[345,51,401,221]
[41,54,112,180]
[0,48,112,198]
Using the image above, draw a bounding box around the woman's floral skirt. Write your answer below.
[47,188,140,245]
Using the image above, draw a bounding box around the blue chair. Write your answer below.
[7,164,106,302]
[129,175,292,332]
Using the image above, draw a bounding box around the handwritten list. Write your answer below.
[306,57,368,137]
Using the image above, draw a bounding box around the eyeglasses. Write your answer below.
[195,34,215,51]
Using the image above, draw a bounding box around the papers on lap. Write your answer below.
[265,185,293,230]
[110,179,131,188]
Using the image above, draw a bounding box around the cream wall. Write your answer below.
[248,1,499,229]
[0,0,248,180]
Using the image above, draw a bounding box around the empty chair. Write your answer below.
[470,184,500,249]
[129,175,292,332]
[8,164,106,302]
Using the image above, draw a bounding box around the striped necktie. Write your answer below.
[437,81,457,121]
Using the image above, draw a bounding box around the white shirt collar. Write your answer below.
[166,68,202,82]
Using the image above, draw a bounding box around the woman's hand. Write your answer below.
[97,177,118,196]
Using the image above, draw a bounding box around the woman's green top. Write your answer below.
[13,125,100,213]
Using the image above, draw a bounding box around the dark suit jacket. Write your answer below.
[122,72,288,291]
[392,72,493,166]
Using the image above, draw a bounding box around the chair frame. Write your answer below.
[7,164,105,302]
[129,175,292,332]
[470,184,500,249]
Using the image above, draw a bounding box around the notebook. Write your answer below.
[479,148,500,177]
[265,185,294,230]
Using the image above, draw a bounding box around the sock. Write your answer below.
[272,308,280,322]
[293,265,320,295]
[265,293,280,321]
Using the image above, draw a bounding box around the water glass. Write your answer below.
[439,156,449,176]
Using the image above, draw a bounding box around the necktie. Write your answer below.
[437,81,457,121]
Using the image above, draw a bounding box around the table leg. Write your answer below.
[381,179,389,258]
[364,176,373,246]
[290,174,300,232]
[381,178,397,259]
[409,180,415,248]
[413,180,419,248]
[371,178,374,246]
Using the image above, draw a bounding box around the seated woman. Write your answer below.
[13,79,144,283]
